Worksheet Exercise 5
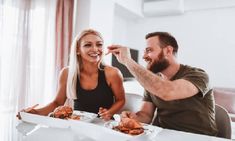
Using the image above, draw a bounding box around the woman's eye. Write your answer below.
[97,44,103,47]
[84,44,91,47]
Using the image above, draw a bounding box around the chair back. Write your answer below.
[213,87,235,122]
[215,104,232,139]
[118,93,143,114]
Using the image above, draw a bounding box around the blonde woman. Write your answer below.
[19,29,125,120]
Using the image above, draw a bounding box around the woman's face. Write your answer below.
[78,34,103,64]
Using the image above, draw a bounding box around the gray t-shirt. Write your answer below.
[143,64,218,136]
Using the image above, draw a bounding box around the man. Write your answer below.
[107,32,218,136]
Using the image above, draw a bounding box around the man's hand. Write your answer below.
[107,45,132,65]
[121,111,138,119]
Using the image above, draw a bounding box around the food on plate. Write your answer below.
[53,105,73,118]
[48,106,80,120]
[113,118,144,135]
[70,114,81,120]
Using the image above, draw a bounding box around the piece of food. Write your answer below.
[113,118,144,135]
[128,128,144,135]
[48,105,73,119]
[69,114,81,120]
[48,105,82,120]
[119,118,142,129]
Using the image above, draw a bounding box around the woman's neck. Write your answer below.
[81,62,99,75]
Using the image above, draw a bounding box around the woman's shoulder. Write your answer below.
[59,66,69,78]
[60,66,69,74]
[103,65,123,78]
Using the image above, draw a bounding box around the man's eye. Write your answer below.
[145,49,152,53]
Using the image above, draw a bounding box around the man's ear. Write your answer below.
[165,45,174,55]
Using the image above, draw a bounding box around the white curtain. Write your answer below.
[0,0,57,141]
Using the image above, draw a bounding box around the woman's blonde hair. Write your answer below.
[66,29,104,99]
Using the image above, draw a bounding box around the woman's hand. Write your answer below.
[98,107,113,121]
[16,104,39,119]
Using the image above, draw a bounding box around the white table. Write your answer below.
[17,116,231,141]
[157,129,231,141]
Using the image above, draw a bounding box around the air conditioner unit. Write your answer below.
[143,0,184,16]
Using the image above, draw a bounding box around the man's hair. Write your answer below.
[145,32,178,54]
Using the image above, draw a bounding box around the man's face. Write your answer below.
[143,36,170,73]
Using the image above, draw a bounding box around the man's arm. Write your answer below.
[135,101,156,124]
[121,101,156,124]
[107,46,199,101]
[125,58,198,101]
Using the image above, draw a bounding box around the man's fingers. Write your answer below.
[107,45,120,50]
[128,114,135,119]
[107,48,120,54]
[121,111,130,118]
[105,51,111,55]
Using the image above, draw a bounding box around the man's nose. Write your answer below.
[143,52,148,60]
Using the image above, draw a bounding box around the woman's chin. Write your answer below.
[89,58,101,64]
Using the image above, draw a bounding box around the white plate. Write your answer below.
[70,110,97,122]
[20,111,97,128]
[104,121,154,136]
[20,112,70,128]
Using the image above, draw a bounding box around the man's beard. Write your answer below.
[148,51,170,73]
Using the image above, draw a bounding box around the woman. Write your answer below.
[19,29,125,120]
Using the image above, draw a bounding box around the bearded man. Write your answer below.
[107,32,218,136]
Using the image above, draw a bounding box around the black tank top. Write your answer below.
[74,69,114,114]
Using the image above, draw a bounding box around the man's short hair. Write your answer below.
[145,32,178,54]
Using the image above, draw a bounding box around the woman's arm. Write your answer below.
[28,67,69,116]
[99,66,125,120]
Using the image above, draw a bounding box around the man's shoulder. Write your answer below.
[180,64,208,76]
[183,64,205,71]
[180,64,211,95]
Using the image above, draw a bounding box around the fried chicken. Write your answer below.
[49,106,73,119]
[114,118,144,135]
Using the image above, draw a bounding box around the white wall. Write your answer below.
[74,0,115,65]
[89,0,115,65]
[125,8,235,88]
[114,0,143,17]
[74,0,235,91]
[73,0,91,37]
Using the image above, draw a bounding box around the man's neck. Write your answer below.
[161,62,180,80]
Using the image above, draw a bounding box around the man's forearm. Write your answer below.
[125,58,163,95]
[136,111,153,124]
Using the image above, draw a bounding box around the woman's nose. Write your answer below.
[92,45,99,51]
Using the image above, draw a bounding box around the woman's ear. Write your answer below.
[76,44,80,55]
[77,47,80,55]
